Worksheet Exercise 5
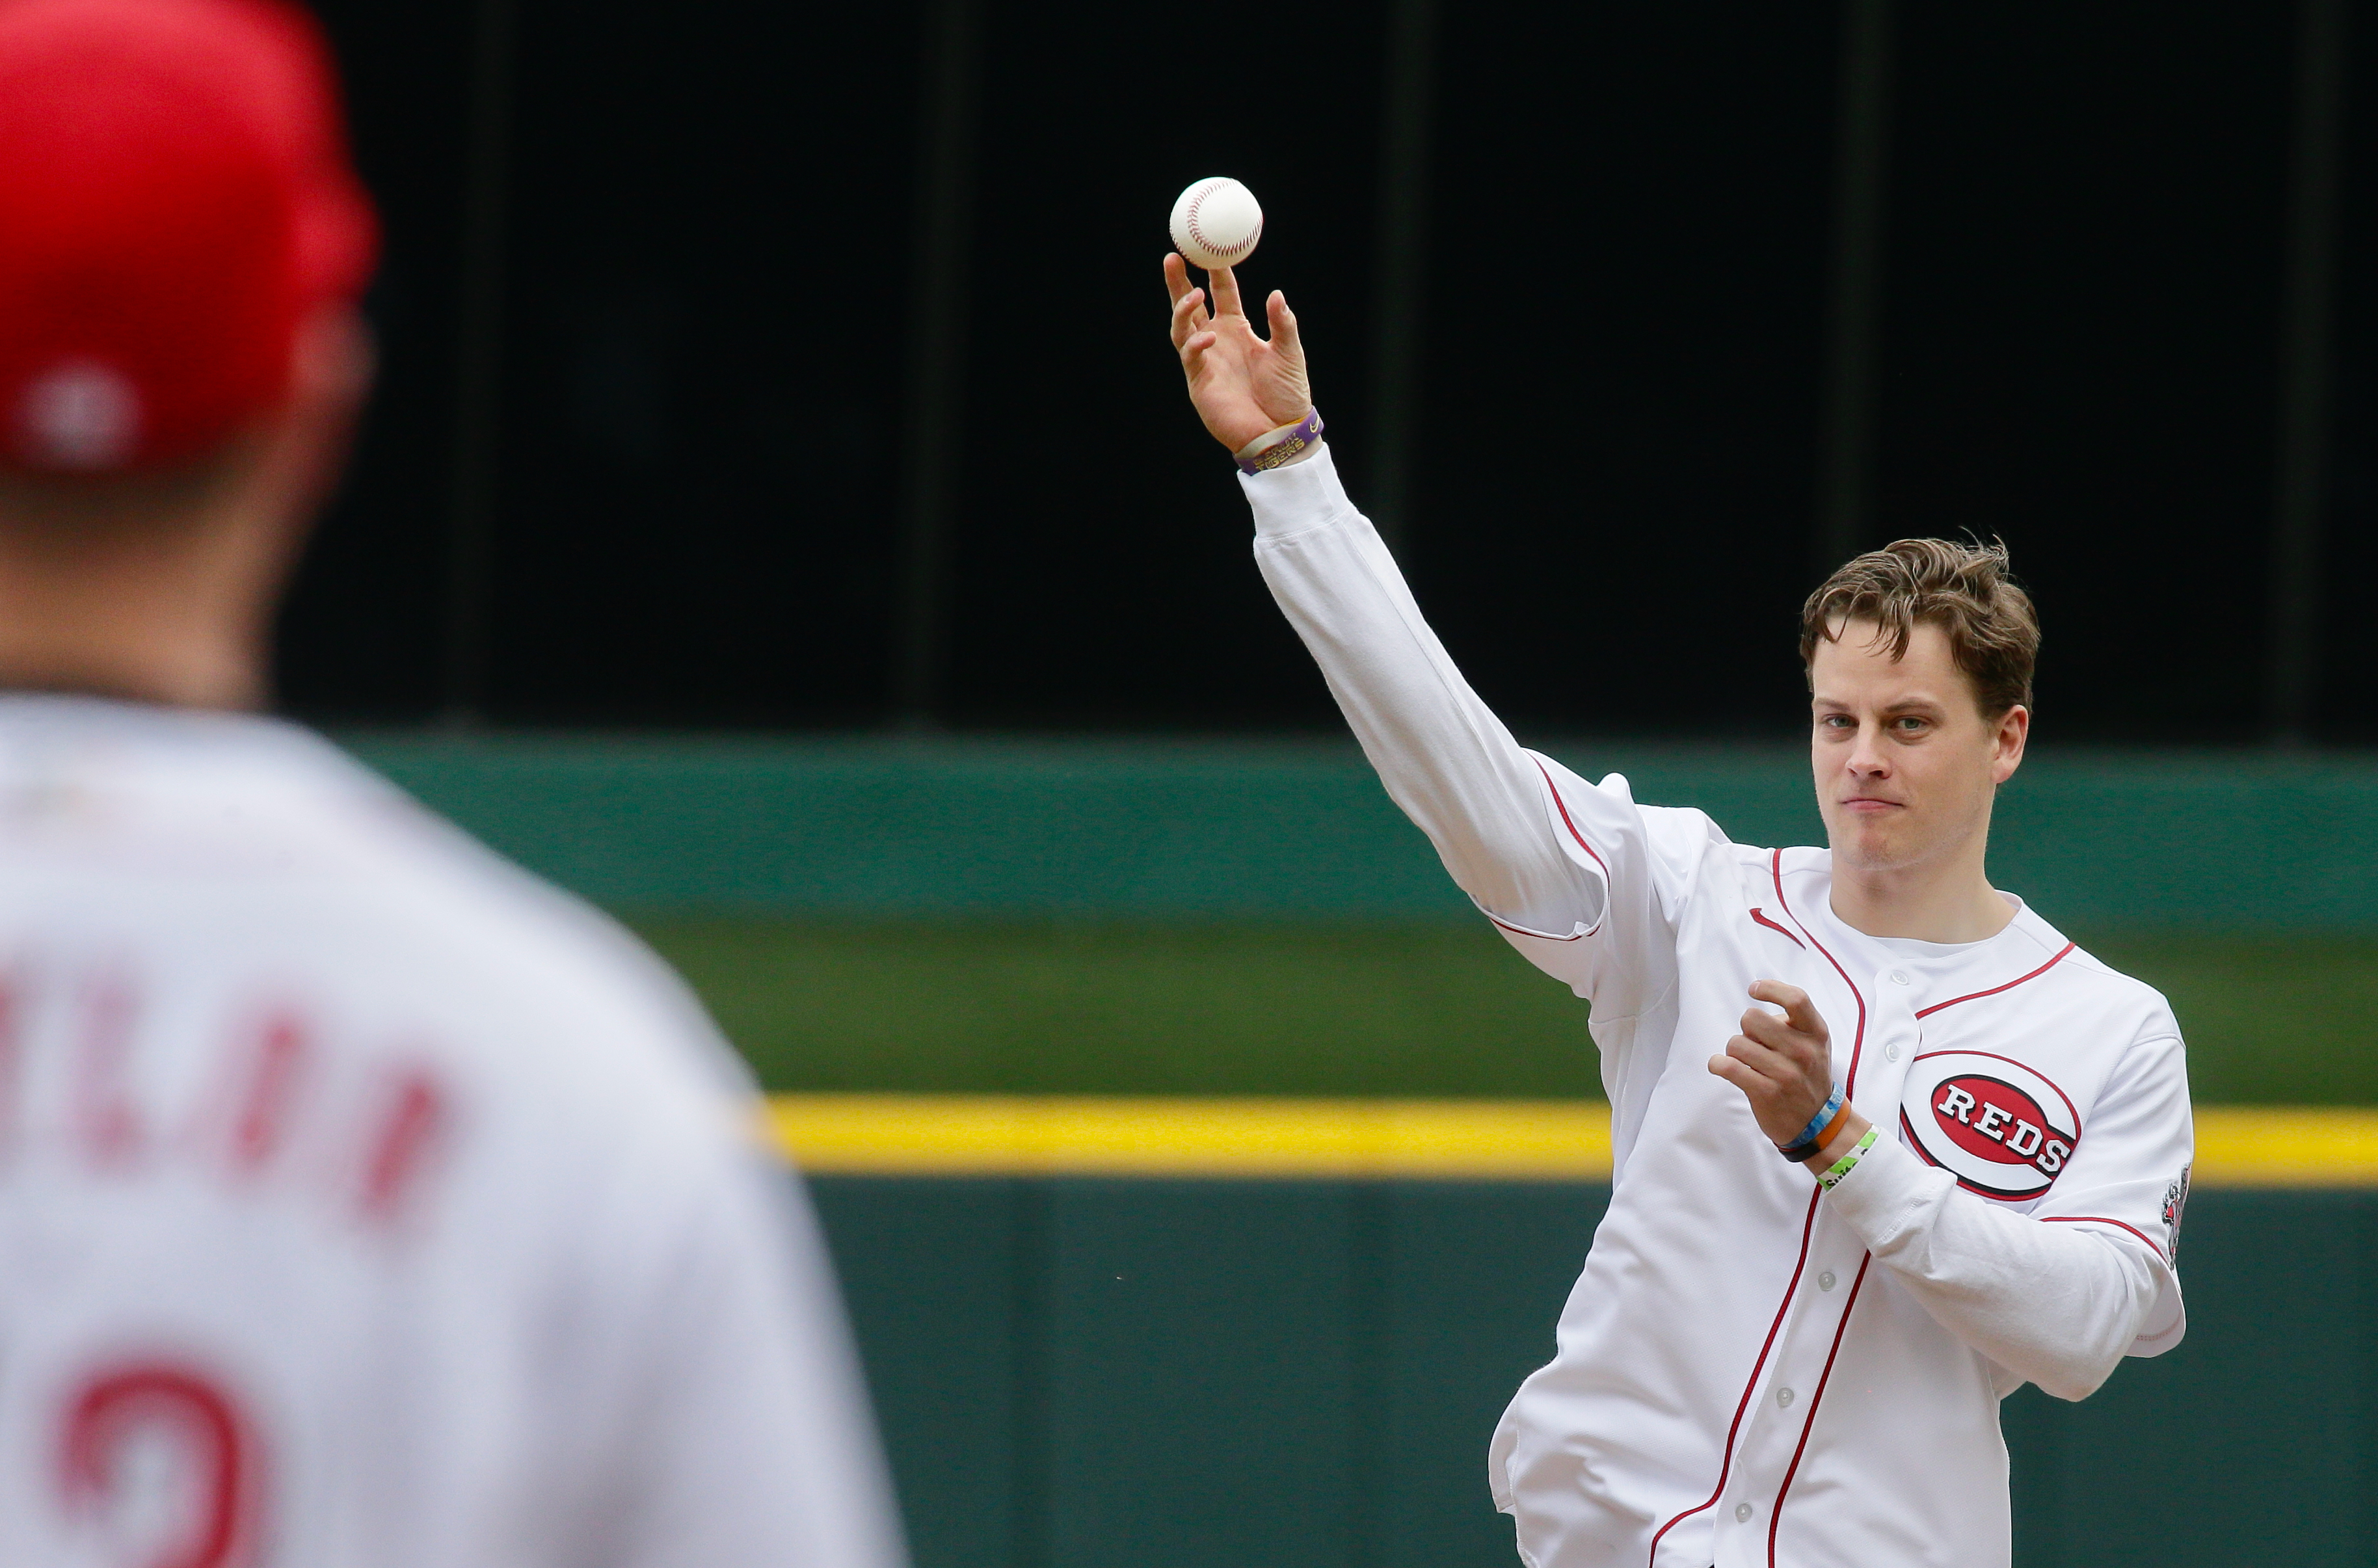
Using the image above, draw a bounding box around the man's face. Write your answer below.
[1809,619,2027,875]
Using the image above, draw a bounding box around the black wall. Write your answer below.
[285,1,2372,741]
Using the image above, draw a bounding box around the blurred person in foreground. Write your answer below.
[1164,254,2192,1568]
[0,3,905,1565]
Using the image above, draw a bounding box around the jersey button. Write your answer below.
[1888,969,1910,987]
[1735,1502,1754,1523]
[1886,1041,1901,1061]
[1776,1387,1795,1408]
[1819,1269,1837,1291]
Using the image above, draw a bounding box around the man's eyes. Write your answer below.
[1815,713,1930,733]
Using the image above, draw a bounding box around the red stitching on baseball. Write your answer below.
[1185,183,1259,259]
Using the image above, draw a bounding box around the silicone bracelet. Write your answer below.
[1783,1111,1856,1165]
[1797,1108,1862,1165]
[1779,1083,1846,1162]
[1235,407,1324,473]
[1817,1126,1881,1191]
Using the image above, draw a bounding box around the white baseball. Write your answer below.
[1169,176,1263,271]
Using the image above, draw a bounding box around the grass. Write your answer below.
[632,918,2378,1104]
[2079,933,2378,1103]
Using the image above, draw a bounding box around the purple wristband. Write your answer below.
[1235,407,1324,474]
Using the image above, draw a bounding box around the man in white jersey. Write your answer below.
[0,3,906,1565]
[1162,254,2191,1567]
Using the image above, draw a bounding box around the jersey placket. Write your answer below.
[1706,964,1921,1567]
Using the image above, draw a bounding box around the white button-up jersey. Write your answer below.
[1242,450,2191,1568]
[0,699,905,1568]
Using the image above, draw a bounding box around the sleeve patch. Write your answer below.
[2162,1164,2191,1262]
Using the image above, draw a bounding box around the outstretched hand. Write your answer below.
[1164,252,1312,453]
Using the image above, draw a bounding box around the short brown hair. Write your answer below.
[1800,538,2039,717]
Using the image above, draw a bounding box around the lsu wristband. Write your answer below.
[1780,1083,1847,1162]
[1235,407,1324,473]
[1816,1126,1881,1191]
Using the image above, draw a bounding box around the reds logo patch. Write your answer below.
[1901,1050,2081,1201]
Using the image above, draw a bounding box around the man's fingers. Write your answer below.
[1723,1031,1794,1083]
[1739,1007,1817,1059]
[1268,291,1301,358]
[1180,328,1218,371]
[1171,286,1208,350]
[1707,1054,1761,1092]
[1781,990,1830,1041]
[1749,979,1828,1043]
[1208,263,1246,319]
[1164,252,1191,306]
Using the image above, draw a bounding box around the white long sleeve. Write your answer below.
[1821,1134,2163,1398]
[1242,445,1599,936]
[1824,1013,2190,1396]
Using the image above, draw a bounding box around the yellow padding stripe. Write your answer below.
[2195,1106,2378,1187]
[764,1095,1613,1178]
[761,1097,2378,1187]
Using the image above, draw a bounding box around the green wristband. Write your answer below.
[1817,1126,1880,1191]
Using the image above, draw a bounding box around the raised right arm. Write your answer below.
[1160,250,1625,942]
[1240,445,1602,940]
[1164,254,1702,1152]
[1160,249,1717,1041]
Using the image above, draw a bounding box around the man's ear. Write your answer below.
[1990,704,2029,786]
[241,306,373,557]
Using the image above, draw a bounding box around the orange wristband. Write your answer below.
[1809,1106,1861,1160]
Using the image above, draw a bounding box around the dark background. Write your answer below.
[283,0,2370,743]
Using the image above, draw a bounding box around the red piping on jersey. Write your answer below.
[1532,758,1610,877]
[1645,1189,1823,1567]
[1914,942,2077,1018]
[1749,909,1804,949]
[1905,1048,2081,1131]
[1766,1251,1873,1566]
[1769,851,1869,1096]
[2042,1214,2169,1266]
[1484,910,1585,944]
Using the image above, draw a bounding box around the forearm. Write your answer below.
[1823,1136,2161,1399]
[1243,447,1598,935]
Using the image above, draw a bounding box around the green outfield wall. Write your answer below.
[348,735,2378,928]
[808,1176,2376,1568]
[346,731,2376,1561]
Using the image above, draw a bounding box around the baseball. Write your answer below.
[1169,176,1263,271]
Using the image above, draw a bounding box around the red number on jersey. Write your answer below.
[57,1362,263,1568]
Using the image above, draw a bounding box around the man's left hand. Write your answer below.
[1709,980,1844,1149]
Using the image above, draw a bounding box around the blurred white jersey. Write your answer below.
[0,697,907,1568]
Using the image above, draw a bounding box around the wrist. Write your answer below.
[1801,1108,1871,1175]
[1815,1123,1882,1191]
[1234,407,1323,473]
[1778,1082,1847,1163]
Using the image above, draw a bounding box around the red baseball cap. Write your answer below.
[0,0,377,473]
